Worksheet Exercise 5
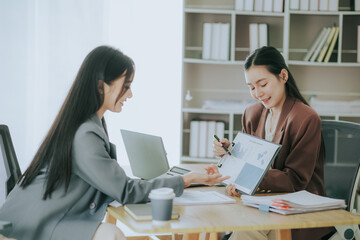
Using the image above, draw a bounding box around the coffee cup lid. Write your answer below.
[149,187,175,200]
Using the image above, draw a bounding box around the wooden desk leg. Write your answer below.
[200,232,218,240]
[105,212,117,224]
[183,233,200,240]
[209,232,218,240]
[275,229,291,240]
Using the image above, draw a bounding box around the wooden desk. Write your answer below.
[107,186,360,240]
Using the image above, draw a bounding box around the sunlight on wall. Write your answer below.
[0,0,183,170]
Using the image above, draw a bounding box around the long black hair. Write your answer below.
[244,46,308,105]
[19,46,135,199]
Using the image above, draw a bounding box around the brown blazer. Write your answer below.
[242,97,332,240]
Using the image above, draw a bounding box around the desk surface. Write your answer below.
[107,186,360,234]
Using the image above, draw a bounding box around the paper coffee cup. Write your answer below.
[149,188,175,226]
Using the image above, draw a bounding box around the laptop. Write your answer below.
[120,129,191,180]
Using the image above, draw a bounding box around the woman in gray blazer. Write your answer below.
[0,46,228,240]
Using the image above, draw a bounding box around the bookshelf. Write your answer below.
[181,0,360,163]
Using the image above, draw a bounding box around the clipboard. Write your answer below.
[218,132,281,195]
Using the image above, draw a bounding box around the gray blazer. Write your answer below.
[0,114,184,240]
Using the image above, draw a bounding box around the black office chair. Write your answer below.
[321,120,360,240]
[0,125,21,237]
[0,124,21,200]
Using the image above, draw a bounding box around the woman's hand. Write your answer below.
[205,164,240,197]
[205,163,220,175]
[213,138,231,157]
[182,171,230,188]
[226,184,240,197]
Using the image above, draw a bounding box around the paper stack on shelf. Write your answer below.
[241,190,346,215]
[202,99,256,111]
[310,97,360,115]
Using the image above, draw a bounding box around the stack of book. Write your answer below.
[189,120,225,158]
[290,0,360,11]
[202,22,230,61]
[202,99,255,111]
[303,26,339,63]
[241,190,346,215]
[290,0,339,11]
[310,97,360,115]
[249,23,269,53]
[235,0,284,12]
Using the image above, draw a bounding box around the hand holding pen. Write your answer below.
[213,135,232,157]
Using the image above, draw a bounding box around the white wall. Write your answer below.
[106,0,183,167]
[0,0,183,171]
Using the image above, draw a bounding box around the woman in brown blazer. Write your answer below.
[210,46,332,240]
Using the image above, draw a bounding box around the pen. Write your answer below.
[213,135,233,167]
[213,134,232,156]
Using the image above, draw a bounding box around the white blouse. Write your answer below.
[265,109,280,142]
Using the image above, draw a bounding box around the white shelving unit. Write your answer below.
[180,0,360,163]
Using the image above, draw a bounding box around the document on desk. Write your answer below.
[109,200,123,207]
[241,190,346,215]
[218,132,281,196]
[173,190,236,205]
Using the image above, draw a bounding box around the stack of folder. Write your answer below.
[241,190,346,215]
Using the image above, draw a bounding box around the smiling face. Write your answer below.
[245,65,287,113]
[97,74,133,118]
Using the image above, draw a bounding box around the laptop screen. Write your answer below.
[120,129,170,180]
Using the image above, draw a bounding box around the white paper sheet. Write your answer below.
[173,190,236,205]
